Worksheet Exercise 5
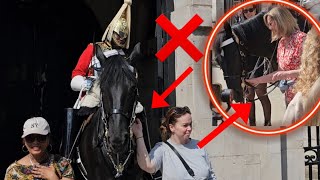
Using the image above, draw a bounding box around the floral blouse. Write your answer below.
[277,30,306,103]
[5,154,74,180]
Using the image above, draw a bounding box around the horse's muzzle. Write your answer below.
[108,135,130,153]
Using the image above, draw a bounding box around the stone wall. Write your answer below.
[171,0,305,179]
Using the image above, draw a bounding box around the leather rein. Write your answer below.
[219,31,279,102]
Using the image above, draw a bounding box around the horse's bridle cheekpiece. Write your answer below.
[219,30,279,103]
[75,61,139,179]
[99,86,138,178]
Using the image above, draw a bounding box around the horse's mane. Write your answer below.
[232,11,271,52]
[99,55,137,89]
[212,12,268,57]
[213,29,223,48]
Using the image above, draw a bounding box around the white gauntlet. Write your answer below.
[70,75,85,91]
[70,75,97,91]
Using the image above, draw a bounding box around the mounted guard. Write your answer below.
[70,0,142,113]
[60,1,147,179]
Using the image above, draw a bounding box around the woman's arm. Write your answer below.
[204,150,217,180]
[132,119,156,173]
[246,69,300,86]
[4,165,14,180]
[136,136,156,173]
[246,71,278,85]
[272,69,300,81]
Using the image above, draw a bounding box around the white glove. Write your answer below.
[71,75,85,91]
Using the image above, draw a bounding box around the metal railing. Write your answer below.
[304,126,320,179]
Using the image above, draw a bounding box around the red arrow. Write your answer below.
[197,103,251,148]
[152,67,193,108]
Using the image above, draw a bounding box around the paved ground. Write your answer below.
[255,87,287,126]
[212,67,287,127]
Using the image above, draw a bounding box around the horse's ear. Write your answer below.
[95,43,108,67]
[224,22,233,37]
[128,42,142,65]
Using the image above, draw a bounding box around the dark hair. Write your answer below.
[243,4,257,11]
[160,106,191,141]
[242,5,258,20]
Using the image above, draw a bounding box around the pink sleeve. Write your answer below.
[71,44,94,79]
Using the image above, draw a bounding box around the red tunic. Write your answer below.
[277,30,306,103]
[71,44,94,79]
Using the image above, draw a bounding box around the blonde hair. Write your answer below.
[294,28,320,96]
[263,6,299,42]
[160,106,191,141]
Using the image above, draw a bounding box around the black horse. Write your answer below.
[76,46,147,179]
[213,11,278,126]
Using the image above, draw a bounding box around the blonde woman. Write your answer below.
[283,27,320,125]
[246,6,306,105]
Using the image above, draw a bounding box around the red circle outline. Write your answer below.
[203,0,320,135]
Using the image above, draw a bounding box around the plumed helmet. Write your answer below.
[102,0,131,49]
[112,16,129,48]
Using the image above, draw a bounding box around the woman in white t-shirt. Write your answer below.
[132,106,216,180]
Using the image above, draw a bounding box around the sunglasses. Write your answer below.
[25,134,48,143]
[243,8,255,14]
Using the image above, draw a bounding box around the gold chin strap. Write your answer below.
[102,0,132,49]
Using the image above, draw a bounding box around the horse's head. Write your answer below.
[213,22,244,102]
[99,52,138,153]
[213,12,278,103]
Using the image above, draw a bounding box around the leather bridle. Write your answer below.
[220,31,279,102]
[99,83,139,178]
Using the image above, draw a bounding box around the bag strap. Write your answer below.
[164,141,195,177]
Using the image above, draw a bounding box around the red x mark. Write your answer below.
[156,14,203,62]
